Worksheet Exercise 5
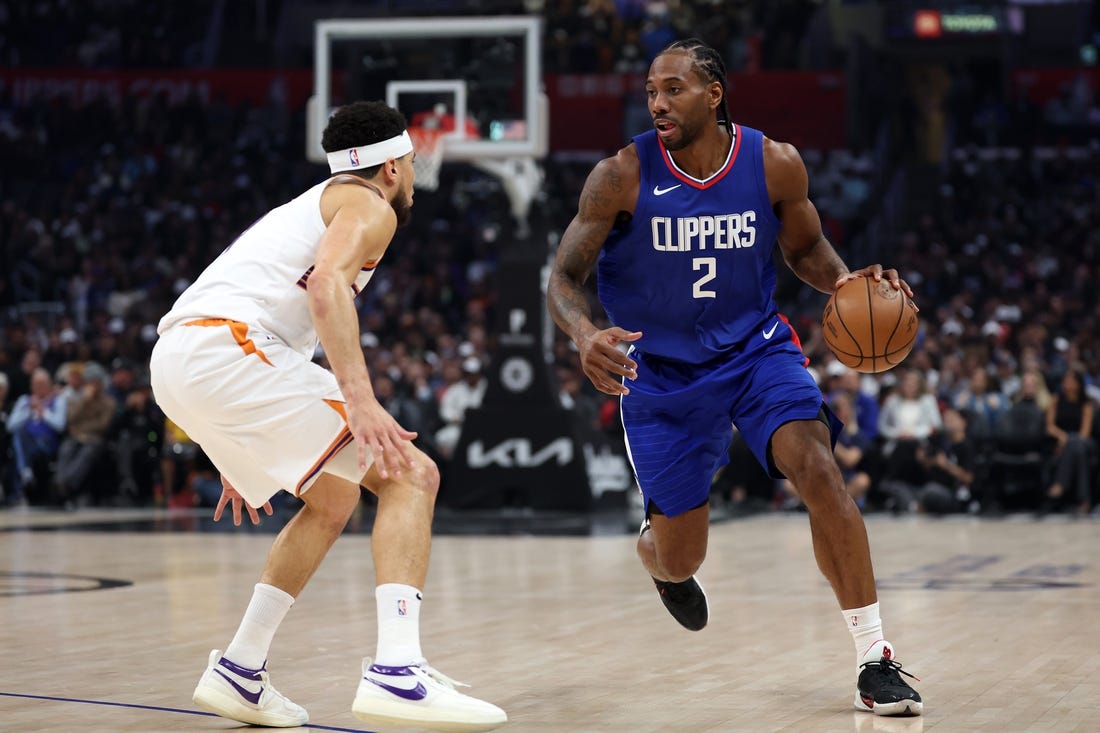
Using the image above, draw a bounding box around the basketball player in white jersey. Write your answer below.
[150,101,506,731]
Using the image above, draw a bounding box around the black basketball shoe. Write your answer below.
[855,645,923,716]
[652,576,708,631]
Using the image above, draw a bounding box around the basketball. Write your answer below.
[822,277,919,373]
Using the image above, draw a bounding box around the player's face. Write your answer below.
[645,52,714,151]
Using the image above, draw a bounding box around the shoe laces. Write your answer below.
[860,656,920,684]
[414,662,471,690]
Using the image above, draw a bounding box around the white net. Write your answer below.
[408,126,445,191]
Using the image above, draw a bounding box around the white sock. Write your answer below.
[224,583,295,670]
[842,602,889,667]
[374,583,424,667]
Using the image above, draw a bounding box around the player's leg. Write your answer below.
[154,324,358,727]
[637,499,711,631]
[771,417,922,716]
[191,473,360,727]
[621,357,731,632]
[352,446,507,732]
[637,500,709,582]
[771,419,875,609]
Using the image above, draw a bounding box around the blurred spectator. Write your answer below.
[983,369,1050,513]
[915,408,977,515]
[828,392,872,510]
[7,349,42,402]
[878,369,943,495]
[55,361,87,413]
[5,367,66,504]
[952,365,1008,440]
[825,362,880,441]
[435,356,486,460]
[54,362,117,506]
[112,380,163,505]
[160,417,199,505]
[1043,367,1095,515]
[107,358,138,404]
[374,373,442,465]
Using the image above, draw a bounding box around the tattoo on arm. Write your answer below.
[577,166,622,219]
[549,158,625,340]
[549,233,603,339]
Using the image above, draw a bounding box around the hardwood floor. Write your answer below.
[2,507,1098,732]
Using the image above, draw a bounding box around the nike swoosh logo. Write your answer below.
[762,320,779,340]
[653,184,681,196]
[367,678,429,701]
[215,669,263,705]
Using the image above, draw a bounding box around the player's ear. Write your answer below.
[708,81,723,110]
[382,157,400,183]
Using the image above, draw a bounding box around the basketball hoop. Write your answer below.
[408,126,445,191]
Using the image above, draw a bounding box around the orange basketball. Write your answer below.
[822,278,919,373]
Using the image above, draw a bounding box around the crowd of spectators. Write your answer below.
[0,0,826,73]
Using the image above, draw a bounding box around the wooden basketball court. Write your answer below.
[2,507,1098,732]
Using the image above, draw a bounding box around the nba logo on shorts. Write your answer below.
[397,599,407,616]
[348,148,359,167]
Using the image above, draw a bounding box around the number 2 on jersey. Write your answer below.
[692,257,716,299]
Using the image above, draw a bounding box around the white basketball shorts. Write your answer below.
[150,319,368,508]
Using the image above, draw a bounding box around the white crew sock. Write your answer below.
[842,602,890,667]
[374,583,424,667]
[223,583,295,670]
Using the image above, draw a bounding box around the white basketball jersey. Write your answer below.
[158,178,379,356]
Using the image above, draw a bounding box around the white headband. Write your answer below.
[327,131,413,174]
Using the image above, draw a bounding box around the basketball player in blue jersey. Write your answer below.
[548,39,922,717]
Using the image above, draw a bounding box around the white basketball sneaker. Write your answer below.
[352,658,507,732]
[192,649,308,727]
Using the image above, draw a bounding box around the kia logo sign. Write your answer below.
[467,437,574,468]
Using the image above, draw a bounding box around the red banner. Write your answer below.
[1,67,847,152]
[0,68,315,109]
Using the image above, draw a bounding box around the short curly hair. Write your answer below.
[321,100,408,178]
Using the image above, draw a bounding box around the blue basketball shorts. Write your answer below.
[620,324,841,518]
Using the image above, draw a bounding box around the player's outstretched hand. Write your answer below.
[348,396,418,480]
[836,264,917,307]
[578,327,642,396]
[213,476,274,526]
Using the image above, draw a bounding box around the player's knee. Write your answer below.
[304,477,361,529]
[657,550,705,582]
[411,454,441,497]
[382,451,440,502]
[791,460,846,508]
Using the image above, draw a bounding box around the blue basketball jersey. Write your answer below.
[597,125,782,364]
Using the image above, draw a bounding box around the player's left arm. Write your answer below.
[311,181,416,477]
[766,137,913,298]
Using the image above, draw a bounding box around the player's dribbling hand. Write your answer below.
[836,264,917,309]
[578,327,642,396]
[348,397,417,480]
[213,476,273,526]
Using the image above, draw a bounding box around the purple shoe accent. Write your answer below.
[217,656,265,680]
[367,664,417,676]
[214,669,264,705]
[365,678,428,701]
[364,665,429,701]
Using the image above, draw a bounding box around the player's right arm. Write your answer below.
[547,147,642,396]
